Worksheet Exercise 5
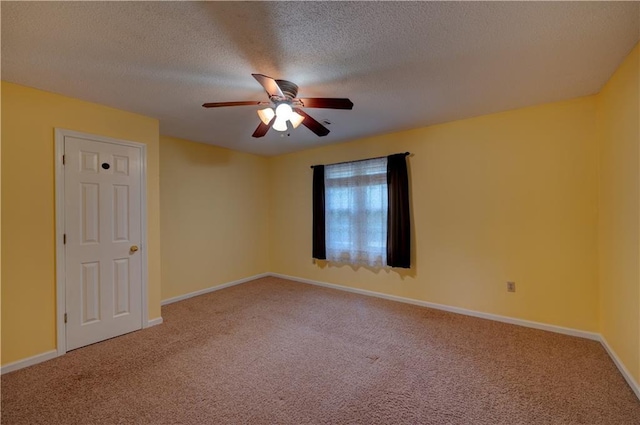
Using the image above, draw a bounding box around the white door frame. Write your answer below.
[54,128,149,356]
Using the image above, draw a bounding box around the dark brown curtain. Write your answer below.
[312,165,326,260]
[387,154,410,268]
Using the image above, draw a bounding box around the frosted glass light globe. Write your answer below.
[275,103,293,121]
[289,111,305,128]
[257,107,275,125]
[272,116,288,132]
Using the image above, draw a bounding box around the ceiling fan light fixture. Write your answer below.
[275,103,293,121]
[204,74,352,138]
[272,116,288,132]
[257,107,275,125]
[290,111,305,129]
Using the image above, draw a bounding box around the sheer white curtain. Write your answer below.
[325,157,388,267]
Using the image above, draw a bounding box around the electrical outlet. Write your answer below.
[507,281,516,292]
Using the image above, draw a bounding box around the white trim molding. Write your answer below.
[54,132,66,356]
[269,273,601,341]
[161,273,270,305]
[1,350,58,375]
[147,317,164,327]
[600,336,640,400]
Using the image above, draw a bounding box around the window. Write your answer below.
[312,153,411,269]
[324,158,388,267]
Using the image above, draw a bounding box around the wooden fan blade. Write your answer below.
[252,74,284,98]
[297,98,353,110]
[252,116,276,138]
[294,108,330,137]
[202,101,262,108]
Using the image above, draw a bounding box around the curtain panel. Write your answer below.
[312,165,326,260]
[386,153,411,268]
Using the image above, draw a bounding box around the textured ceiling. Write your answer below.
[2,2,639,156]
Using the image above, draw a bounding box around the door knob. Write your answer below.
[130,245,139,253]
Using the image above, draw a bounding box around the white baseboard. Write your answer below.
[2,315,164,374]
[1,350,58,375]
[268,273,601,341]
[599,336,640,400]
[161,273,271,306]
[146,317,163,327]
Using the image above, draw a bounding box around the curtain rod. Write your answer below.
[310,152,410,169]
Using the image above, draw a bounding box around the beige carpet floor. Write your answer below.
[2,276,639,424]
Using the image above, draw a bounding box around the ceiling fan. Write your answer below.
[202,74,354,138]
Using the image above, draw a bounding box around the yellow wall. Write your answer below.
[159,136,270,300]
[270,96,600,332]
[1,82,162,365]
[597,44,640,383]
[1,45,637,379]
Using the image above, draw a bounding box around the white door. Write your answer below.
[64,136,143,350]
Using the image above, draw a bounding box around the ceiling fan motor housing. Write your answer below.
[275,79,299,100]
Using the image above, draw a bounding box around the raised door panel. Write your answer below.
[113,258,130,316]
[112,185,129,242]
[113,155,129,175]
[80,151,99,174]
[81,183,100,244]
[81,262,100,324]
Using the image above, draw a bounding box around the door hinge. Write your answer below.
[64,313,68,324]
[63,234,66,244]
[62,155,65,165]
